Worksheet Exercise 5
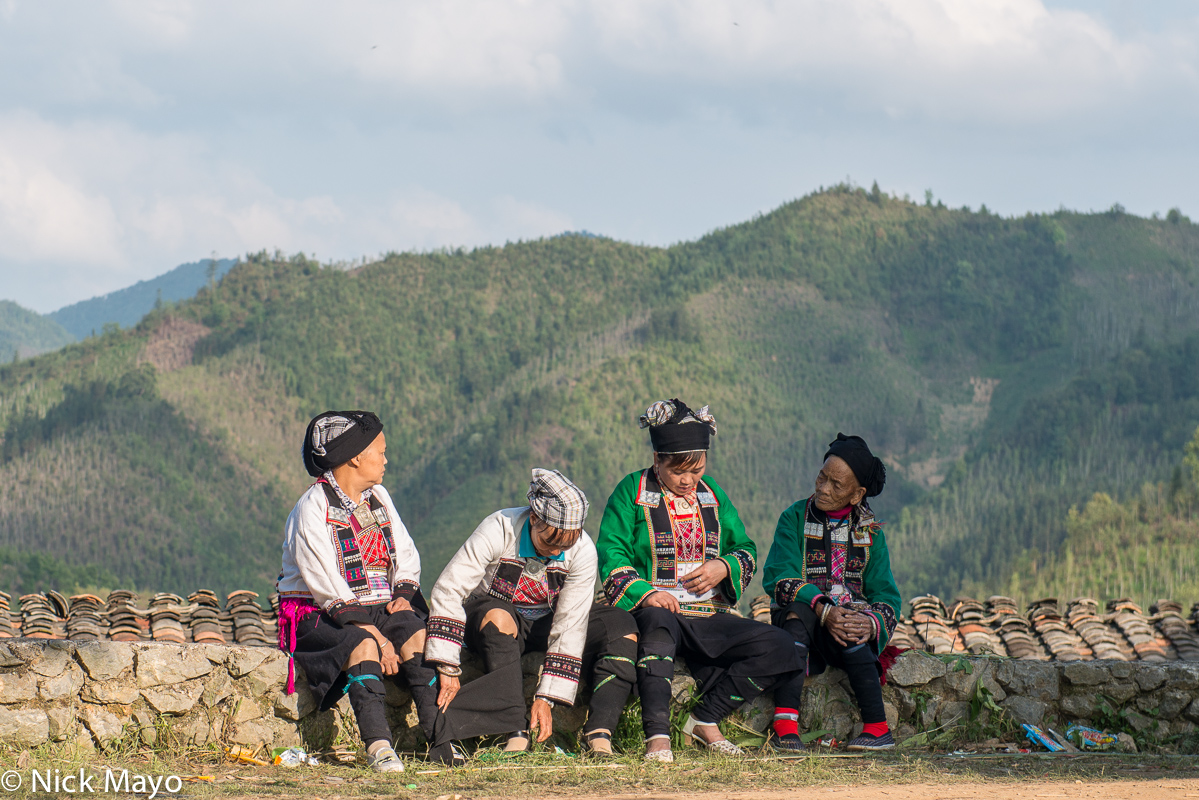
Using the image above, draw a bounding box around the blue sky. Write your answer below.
[1,0,1197,312]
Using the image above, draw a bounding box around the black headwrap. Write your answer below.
[639,398,717,454]
[823,432,886,498]
[302,410,385,477]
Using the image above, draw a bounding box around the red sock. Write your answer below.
[862,721,889,737]
[773,708,799,738]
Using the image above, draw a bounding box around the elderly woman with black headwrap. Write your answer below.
[596,399,805,762]
[426,469,638,756]
[277,411,446,771]
[762,433,902,751]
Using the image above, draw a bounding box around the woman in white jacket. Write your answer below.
[426,469,638,756]
[277,411,443,771]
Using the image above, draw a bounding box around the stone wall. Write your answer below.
[2,639,1198,754]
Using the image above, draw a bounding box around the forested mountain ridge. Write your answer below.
[1,186,1197,603]
[0,301,74,362]
[46,257,238,341]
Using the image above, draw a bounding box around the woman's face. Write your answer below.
[529,515,575,558]
[654,452,707,496]
[813,455,865,511]
[354,433,388,486]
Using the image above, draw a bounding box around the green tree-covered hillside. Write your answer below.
[1,187,1197,602]
[0,300,74,362]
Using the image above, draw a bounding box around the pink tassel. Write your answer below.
[878,645,907,686]
[277,598,320,695]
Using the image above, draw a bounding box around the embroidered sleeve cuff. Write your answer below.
[772,578,807,606]
[868,602,898,649]
[392,580,419,601]
[603,568,657,611]
[773,579,825,609]
[327,601,372,627]
[424,615,466,666]
[537,652,583,706]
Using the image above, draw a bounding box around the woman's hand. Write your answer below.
[357,624,402,674]
[681,558,730,596]
[822,605,873,647]
[529,698,555,743]
[642,590,681,613]
[437,673,460,711]
[386,596,413,614]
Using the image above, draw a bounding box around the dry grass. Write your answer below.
[3,741,1198,800]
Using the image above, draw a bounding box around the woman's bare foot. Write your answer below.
[690,722,727,745]
[645,735,671,753]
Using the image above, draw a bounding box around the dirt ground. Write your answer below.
[589,780,1199,800]
[7,749,1199,800]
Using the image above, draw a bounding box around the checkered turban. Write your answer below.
[302,410,384,477]
[526,468,589,531]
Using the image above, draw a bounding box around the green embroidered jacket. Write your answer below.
[596,468,756,616]
[762,496,901,653]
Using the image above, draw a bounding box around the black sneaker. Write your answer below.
[846,731,895,751]
[768,732,808,752]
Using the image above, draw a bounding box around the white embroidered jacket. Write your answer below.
[426,507,598,706]
[277,482,422,626]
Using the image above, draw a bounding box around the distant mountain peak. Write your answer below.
[47,258,237,341]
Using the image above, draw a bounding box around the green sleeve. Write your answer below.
[762,501,825,607]
[706,478,755,603]
[595,472,657,611]
[862,529,902,652]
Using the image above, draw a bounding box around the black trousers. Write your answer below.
[771,601,886,725]
[632,606,805,738]
[291,603,440,748]
[464,596,639,736]
[292,603,428,710]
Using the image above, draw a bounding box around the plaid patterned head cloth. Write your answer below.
[527,468,589,531]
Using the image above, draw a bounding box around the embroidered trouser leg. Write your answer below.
[775,602,885,725]
[582,604,639,736]
[631,606,682,739]
[345,660,392,746]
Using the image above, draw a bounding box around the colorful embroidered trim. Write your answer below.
[427,615,466,647]
[543,652,583,682]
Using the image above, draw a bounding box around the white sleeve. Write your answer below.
[424,513,506,666]
[538,534,598,705]
[376,487,421,597]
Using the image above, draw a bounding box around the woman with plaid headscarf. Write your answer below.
[426,468,639,756]
[596,399,806,761]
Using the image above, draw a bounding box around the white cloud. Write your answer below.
[0,0,1196,311]
[0,110,577,311]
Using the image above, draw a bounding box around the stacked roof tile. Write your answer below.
[0,588,1196,661]
[891,594,1199,662]
[0,589,277,646]
[66,594,106,641]
[0,592,13,638]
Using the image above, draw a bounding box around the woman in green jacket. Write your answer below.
[762,433,902,751]
[596,399,805,762]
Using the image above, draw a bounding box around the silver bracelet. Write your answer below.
[819,603,833,627]
[435,664,462,677]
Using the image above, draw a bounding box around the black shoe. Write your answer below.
[846,731,895,751]
[426,741,468,766]
[768,732,808,752]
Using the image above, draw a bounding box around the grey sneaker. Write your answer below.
[846,731,895,751]
[367,745,405,772]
